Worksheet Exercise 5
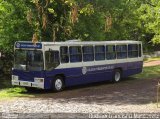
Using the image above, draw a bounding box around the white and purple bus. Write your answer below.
[12,40,143,91]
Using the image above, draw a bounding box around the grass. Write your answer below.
[134,65,160,79]
[0,87,34,101]
[144,57,160,63]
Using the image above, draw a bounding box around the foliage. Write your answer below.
[0,0,160,72]
[137,0,160,44]
[0,0,33,53]
[0,0,160,48]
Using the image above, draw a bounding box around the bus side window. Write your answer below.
[116,45,127,59]
[69,46,82,63]
[45,51,60,70]
[95,45,105,61]
[128,44,138,58]
[106,45,116,60]
[82,46,94,62]
[60,46,69,63]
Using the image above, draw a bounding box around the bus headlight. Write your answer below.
[34,78,44,83]
[12,75,19,81]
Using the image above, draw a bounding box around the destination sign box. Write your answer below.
[15,42,42,49]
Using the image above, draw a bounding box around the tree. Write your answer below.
[137,0,160,44]
[0,0,33,52]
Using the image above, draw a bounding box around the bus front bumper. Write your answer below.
[12,75,44,89]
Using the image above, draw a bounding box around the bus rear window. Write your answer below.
[128,44,138,58]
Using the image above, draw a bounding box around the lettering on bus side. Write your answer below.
[82,65,114,75]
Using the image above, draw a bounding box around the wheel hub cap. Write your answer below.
[115,72,120,82]
[55,79,62,90]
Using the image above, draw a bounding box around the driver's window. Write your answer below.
[45,51,60,70]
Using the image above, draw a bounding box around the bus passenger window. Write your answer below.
[45,51,60,70]
[69,46,82,63]
[95,46,105,61]
[116,45,127,59]
[82,46,94,62]
[128,44,138,58]
[106,45,116,60]
[60,46,69,63]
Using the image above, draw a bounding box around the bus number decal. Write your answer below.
[82,65,114,75]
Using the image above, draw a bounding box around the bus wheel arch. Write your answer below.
[52,74,65,92]
[112,68,122,83]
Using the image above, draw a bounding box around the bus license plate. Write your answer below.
[21,82,29,86]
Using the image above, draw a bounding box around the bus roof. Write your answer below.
[16,40,141,46]
[44,40,141,45]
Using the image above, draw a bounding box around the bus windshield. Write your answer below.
[14,50,43,71]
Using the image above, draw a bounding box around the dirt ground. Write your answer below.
[0,61,160,116]
[143,60,160,67]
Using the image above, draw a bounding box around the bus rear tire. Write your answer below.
[112,69,121,83]
[53,76,64,92]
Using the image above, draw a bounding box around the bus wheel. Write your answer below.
[112,69,121,83]
[53,76,64,92]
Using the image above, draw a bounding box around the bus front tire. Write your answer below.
[112,69,121,83]
[53,76,64,92]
